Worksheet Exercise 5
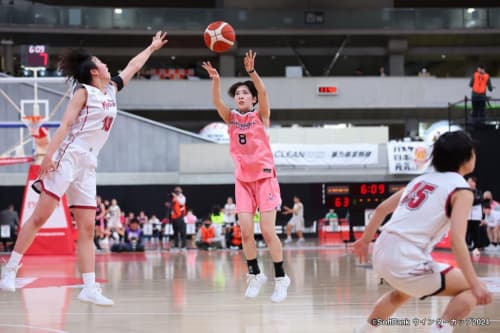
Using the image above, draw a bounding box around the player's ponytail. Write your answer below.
[58,48,97,85]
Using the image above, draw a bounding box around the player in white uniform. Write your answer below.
[483,203,500,249]
[283,195,305,243]
[0,31,168,306]
[353,131,492,333]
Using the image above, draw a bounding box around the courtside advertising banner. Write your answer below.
[272,144,378,166]
[387,141,432,174]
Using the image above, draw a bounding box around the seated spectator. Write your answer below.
[324,209,339,230]
[483,191,500,210]
[0,204,18,251]
[483,202,500,249]
[148,214,161,243]
[210,205,225,246]
[184,209,197,225]
[226,221,242,250]
[195,217,223,250]
[111,218,144,252]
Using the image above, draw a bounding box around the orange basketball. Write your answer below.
[204,21,236,53]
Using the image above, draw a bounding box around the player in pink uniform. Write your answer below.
[0,31,168,306]
[353,131,492,333]
[202,50,290,302]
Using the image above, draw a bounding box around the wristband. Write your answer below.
[247,69,255,74]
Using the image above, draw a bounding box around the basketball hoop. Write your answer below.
[22,115,44,137]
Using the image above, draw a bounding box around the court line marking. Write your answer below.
[0,324,68,333]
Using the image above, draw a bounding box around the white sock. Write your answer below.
[82,272,96,288]
[7,251,23,268]
[356,321,378,333]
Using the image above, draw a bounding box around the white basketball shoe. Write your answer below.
[245,273,267,298]
[271,275,291,303]
[78,283,114,306]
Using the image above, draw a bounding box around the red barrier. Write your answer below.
[19,164,75,255]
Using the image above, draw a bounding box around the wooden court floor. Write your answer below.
[0,242,499,333]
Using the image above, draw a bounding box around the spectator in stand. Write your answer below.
[466,176,487,256]
[469,64,493,128]
[142,214,154,243]
[324,208,339,231]
[184,209,198,248]
[126,212,136,227]
[195,217,223,250]
[137,211,148,226]
[0,204,18,252]
[107,199,122,238]
[94,196,106,251]
[170,186,187,250]
[223,196,237,226]
[111,218,144,252]
[483,191,499,210]
[483,202,500,250]
[223,197,237,241]
[160,201,172,247]
[210,205,225,246]
[148,214,161,244]
[226,221,243,250]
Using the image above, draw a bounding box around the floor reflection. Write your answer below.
[0,245,499,332]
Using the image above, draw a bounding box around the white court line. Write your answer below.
[0,324,68,333]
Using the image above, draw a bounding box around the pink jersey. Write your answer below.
[228,109,276,182]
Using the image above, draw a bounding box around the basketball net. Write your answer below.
[22,115,49,165]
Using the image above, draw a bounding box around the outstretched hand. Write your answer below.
[150,31,168,52]
[244,50,256,73]
[202,61,220,79]
[352,239,370,264]
[39,155,56,179]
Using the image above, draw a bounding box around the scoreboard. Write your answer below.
[20,45,49,68]
[323,182,406,226]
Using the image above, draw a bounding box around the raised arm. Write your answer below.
[202,61,231,123]
[118,31,168,87]
[244,50,270,126]
[352,188,405,263]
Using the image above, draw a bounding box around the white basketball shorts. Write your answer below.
[288,216,304,231]
[36,146,98,209]
[373,231,452,299]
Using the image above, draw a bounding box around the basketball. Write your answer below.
[204,21,236,53]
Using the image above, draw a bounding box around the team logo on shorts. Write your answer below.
[409,262,434,276]
[268,192,275,201]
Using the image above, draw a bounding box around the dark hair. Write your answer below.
[466,175,478,183]
[212,205,221,215]
[478,64,485,70]
[58,48,96,84]
[228,80,258,106]
[431,131,475,172]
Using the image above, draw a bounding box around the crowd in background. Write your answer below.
[92,194,244,253]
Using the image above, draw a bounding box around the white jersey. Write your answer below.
[485,210,500,228]
[224,203,236,223]
[469,203,483,220]
[293,202,304,221]
[56,82,117,161]
[381,172,470,252]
